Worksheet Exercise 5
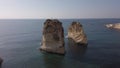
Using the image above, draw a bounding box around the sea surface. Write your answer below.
[0,19,120,68]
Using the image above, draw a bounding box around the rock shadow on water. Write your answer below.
[42,52,64,68]
[65,38,87,60]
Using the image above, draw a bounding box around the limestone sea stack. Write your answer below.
[40,19,65,54]
[68,22,87,45]
[105,23,120,29]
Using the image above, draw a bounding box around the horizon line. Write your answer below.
[0,18,120,19]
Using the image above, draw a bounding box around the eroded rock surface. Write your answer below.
[68,22,87,45]
[40,19,65,54]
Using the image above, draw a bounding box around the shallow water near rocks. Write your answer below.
[0,19,120,68]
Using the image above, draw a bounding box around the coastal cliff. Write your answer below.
[105,23,120,29]
[68,22,87,45]
[40,19,65,54]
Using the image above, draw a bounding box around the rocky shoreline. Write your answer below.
[105,23,120,29]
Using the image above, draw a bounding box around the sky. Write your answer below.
[0,0,120,19]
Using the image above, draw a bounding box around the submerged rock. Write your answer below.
[68,22,87,45]
[40,19,65,54]
[105,23,120,29]
[0,57,3,65]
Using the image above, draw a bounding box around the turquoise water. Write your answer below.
[0,19,120,68]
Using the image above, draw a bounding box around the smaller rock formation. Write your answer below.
[40,19,65,54]
[0,57,3,66]
[68,22,87,45]
[105,23,120,29]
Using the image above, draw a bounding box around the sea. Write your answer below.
[0,19,120,68]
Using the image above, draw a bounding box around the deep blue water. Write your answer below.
[0,19,120,68]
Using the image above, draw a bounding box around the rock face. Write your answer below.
[68,22,87,45]
[40,19,65,54]
[105,23,120,29]
[0,57,3,65]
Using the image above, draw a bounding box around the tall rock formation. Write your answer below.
[40,19,65,54]
[68,22,87,45]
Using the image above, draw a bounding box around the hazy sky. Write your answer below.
[0,0,120,19]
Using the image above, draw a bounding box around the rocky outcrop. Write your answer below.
[68,22,87,45]
[0,57,3,66]
[105,23,120,29]
[40,19,65,54]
